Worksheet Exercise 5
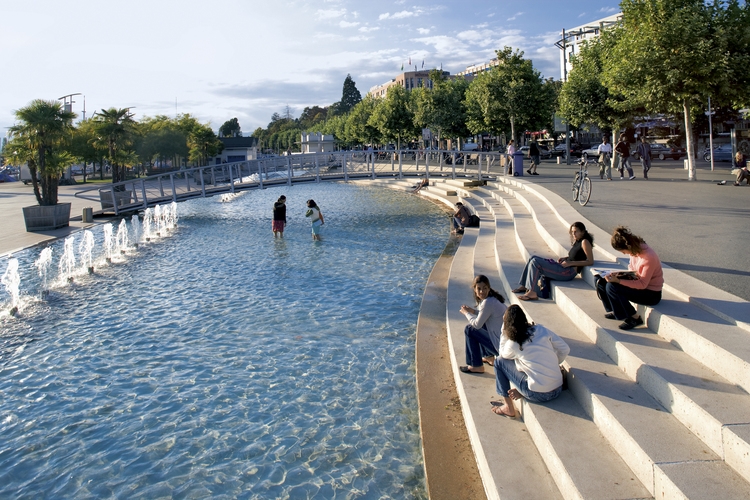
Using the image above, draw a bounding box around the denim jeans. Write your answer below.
[618,156,634,177]
[598,154,611,179]
[494,357,562,403]
[596,280,662,320]
[464,324,498,367]
[640,158,651,178]
[453,217,464,230]
[519,256,577,297]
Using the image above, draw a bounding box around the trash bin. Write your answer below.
[82,207,93,223]
[513,152,524,176]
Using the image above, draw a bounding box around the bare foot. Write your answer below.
[482,356,495,366]
[460,366,484,374]
[512,286,527,294]
[491,405,516,417]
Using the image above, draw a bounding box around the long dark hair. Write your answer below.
[611,226,645,255]
[503,305,534,350]
[570,221,593,246]
[307,199,318,209]
[472,275,505,305]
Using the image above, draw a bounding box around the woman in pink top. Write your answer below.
[596,226,663,330]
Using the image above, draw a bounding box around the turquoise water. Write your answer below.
[0,184,449,499]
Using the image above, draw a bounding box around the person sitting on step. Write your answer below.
[458,275,508,374]
[513,222,594,301]
[491,305,570,417]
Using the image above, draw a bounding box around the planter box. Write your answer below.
[99,189,133,210]
[22,203,71,232]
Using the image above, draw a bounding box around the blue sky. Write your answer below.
[0,1,620,136]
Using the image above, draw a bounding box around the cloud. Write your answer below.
[417,28,430,35]
[474,23,488,29]
[412,35,468,54]
[348,36,370,42]
[487,13,495,17]
[598,7,619,14]
[578,12,587,18]
[507,12,523,21]
[379,10,422,20]
[339,20,359,28]
[359,26,379,32]
[316,9,346,20]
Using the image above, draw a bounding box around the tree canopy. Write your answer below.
[219,117,242,138]
[339,74,362,114]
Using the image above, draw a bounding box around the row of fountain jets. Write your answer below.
[1,202,179,317]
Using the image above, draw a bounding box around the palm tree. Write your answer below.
[9,99,76,206]
[93,107,137,184]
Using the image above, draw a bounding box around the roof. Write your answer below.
[219,137,258,148]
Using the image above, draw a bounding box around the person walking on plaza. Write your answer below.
[597,136,613,180]
[527,140,541,175]
[272,195,287,238]
[734,152,749,186]
[506,140,516,175]
[636,136,652,180]
[615,134,635,180]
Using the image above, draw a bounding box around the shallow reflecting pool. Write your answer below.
[0,183,449,499]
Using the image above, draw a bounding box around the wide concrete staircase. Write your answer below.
[352,176,750,500]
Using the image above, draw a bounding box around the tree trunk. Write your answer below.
[29,157,43,206]
[510,115,516,144]
[611,130,617,173]
[683,99,696,181]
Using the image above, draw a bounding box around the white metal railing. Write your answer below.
[74,150,504,215]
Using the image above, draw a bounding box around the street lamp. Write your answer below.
[58,93,82,115]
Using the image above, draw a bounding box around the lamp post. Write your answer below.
[58,93,82,183]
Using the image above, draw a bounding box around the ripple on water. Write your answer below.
[0,184,447,499]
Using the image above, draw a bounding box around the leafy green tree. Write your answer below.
[464,71,507,140]
[339,74,362,115]
[369,85,418,149]
[602,0,750,179]
[218,117,242,138]
[93,107,138,184]
[346,95,379,146]
[187,124,223,166]
[9,99,76,205]
[69,118,107,181]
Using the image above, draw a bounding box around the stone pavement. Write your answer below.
[517,157,750,301]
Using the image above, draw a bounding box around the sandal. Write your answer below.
[490,404,516,417]
[459,366,484,374]
[512,286,527,294]
[518,294,538,301]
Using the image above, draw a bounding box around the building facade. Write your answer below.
[369,70,454,97]
[556,13,622,81]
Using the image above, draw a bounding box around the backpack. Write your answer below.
[468,214,480,228]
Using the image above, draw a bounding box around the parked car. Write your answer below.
[520,145,552,159]
[551,143,590,158]
[632,143,686,160]
[581,146,602,161]
[703,143,734,162]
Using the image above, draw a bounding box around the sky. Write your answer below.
[0,0,621,137]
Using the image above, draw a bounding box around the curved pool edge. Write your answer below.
[414,232,488,500]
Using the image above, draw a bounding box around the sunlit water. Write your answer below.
[0,184,449,499]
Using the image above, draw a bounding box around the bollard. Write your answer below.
[82,207,93,223]
[557,157,561,165]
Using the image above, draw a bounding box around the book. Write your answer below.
[592,268,638,280]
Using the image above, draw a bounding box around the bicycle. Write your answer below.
[571,158,593,206]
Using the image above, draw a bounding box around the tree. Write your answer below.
[413,70,470,148]
[602,0,750,180]
[339,74,362,114]
[187,124,223,166]
[369,85,418,149]
[346,95,379,146]
[69,118,107,181]
[9,99,76,205]
[93,107,138,184]
[218,117,242,138]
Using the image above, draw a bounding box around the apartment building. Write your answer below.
[369,70,455,97]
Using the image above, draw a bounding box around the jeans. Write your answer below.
[453,217,465,230]
[519,256,577,297]
[618,156,634,178]
[640,157,651,178]
[598,154,611,179]
[494,357,562,403]
[596,280,662,320]
[464,324,498,367]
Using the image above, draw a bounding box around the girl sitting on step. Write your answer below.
[459,275,507,374]
[513,222,595,301]
[492,305,570,417]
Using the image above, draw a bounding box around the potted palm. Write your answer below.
[9,99,76,231]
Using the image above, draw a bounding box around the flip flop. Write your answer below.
[512,286,527,294]
[482,358,494,366]
[459,366,484,374]
[518,295,538,301]
[491,405,516,417]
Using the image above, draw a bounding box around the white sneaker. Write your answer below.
[620,176,624,180]
[629,176,636,180]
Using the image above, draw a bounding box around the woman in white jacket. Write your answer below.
[491,305,570,417]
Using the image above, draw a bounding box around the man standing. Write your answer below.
[453,202,471,235]
[636,136,652,180]
[527,140,541,175]
[597,136,613,180]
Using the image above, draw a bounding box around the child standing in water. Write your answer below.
[305,199,324,241]
[272,195,287,238]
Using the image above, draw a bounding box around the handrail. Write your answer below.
[74,150,504,214]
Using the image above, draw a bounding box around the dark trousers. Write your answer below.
[597,280,661,320]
